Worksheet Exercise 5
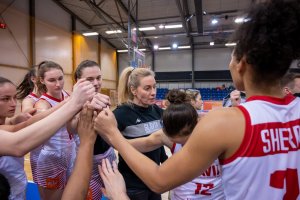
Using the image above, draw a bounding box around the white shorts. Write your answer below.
[36,143,75,189]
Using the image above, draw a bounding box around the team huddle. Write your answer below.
[0,0,300,200]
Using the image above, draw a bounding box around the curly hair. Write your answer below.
[232,0,300,83]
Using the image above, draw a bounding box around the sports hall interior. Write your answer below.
[1,0,299,199]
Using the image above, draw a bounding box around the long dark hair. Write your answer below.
[16,67,37,100]
[162,89,198,137]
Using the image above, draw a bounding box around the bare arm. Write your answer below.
[0,79,95,156]
[0,101,67,132]
[21,97,36,113]
[62,105,96,200]
[95,108,244,193]
[129,130,173,152]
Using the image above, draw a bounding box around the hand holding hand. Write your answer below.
[77,103,97,145]
[9,108,36,124]
[94,108,118,144]
[71,79,95,109]
[90,93,111,111]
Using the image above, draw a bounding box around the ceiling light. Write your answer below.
[210,42,214,46]
[138,26,156,31]
[82,32,99,36]
[234,17,245,24]
[154,36,158,39]
[154,45,159,50]
[159,24,164,29]
[105,30,122,34]
[117,49,128,52]
[203,11,207,15]
[225,42,237,47]
[165,24,183,29]
[138,49,146,51]
[158,47,171,50]
[211,19,218,25]
[172,43,178,49]
[178,46,191,49]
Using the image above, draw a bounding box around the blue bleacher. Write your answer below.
[156,87,229,101]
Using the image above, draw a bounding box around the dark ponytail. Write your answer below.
[16,67,37,100]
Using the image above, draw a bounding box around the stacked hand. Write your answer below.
[77,103,97,145]
[70,79,95,109]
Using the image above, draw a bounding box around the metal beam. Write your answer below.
[182,0,193,45]
[85,0,126,31]
[116,0,153,49]
[175,0,190,37]
[194,0,203,33]
[91,15,181,27]
[107,29,234,40]
[52,0,92,29]
[114,0,125,28]
[52,0,115,49]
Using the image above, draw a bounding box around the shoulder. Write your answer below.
[34,99,51,110]
[193,107,245,159]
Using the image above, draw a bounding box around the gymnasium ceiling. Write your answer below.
[53,0,251,50]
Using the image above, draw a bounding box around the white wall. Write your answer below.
[155,50,192,72]
[195,48,232,71]
[118,48,233,74]
[0,0,30,84]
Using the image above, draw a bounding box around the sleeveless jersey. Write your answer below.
[170,144,224,200]
[220,95,300,200]
[26,92,39,102]
[39,91,73,150]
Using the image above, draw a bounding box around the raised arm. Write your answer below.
[0,79,95,156]
[62,104,96,200]
[94,108,244,193]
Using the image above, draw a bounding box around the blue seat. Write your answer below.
[26,182,40,200]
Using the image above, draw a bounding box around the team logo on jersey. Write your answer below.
[136,118,141,123]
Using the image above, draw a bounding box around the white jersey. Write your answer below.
[39,91,73,150]
[0,156,27,200]
[26,92,39,102]
[170,144,225,200]
[220,95,300,200]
